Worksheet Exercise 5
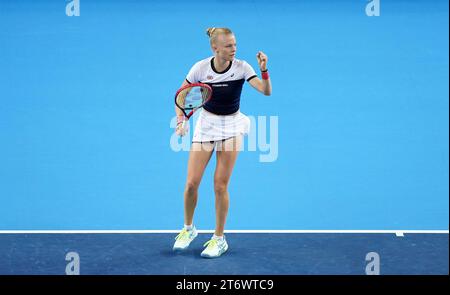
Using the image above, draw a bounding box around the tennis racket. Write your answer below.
[174,83,213,131]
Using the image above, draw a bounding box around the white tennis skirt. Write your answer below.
[192,109,251,143]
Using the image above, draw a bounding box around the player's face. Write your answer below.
[214,34,236,61]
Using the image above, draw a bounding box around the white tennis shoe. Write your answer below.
[200,236,228,258]
[173,226,198,251]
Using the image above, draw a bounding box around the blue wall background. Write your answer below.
[0,0,448,230]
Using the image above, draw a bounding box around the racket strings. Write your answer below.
[200,87,212,101]
[177,86,209,111]
[176,88,189,107]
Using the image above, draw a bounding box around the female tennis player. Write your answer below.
[173,27,272,258]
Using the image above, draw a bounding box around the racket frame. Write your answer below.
[174,83,213,129]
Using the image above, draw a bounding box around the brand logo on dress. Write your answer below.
[207,75,213,80]
[230,73,234,78]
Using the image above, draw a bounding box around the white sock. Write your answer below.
[184,224,193,231]
[213,234,224,241]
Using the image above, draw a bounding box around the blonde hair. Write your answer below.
[206,27,233,44]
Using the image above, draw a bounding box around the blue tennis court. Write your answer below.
[0,232,447,275]
[0,0,448,275]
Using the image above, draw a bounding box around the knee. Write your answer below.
[214,180,228,195]
[185,180,200,195]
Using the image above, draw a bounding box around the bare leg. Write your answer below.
[184,142,214,226]
[213,136,242,236]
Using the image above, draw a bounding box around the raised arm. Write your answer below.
[248,51,272,96]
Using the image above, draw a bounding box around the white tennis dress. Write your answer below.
[192,109,251,143]
[185,56,257,143]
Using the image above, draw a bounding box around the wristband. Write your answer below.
[261,70,269,80]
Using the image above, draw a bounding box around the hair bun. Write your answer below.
[206,27,216,37]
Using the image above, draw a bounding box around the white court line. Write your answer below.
[0,230,448,234]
